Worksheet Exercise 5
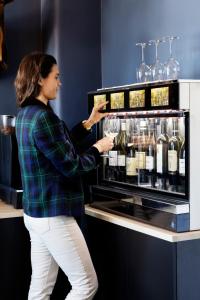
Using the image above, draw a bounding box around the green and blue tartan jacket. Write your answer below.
[15,98,100,218]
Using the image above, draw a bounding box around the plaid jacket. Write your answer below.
[15,98,100,217]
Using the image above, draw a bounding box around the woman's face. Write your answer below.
[38,64,61,101]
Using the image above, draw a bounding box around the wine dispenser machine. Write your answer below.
[88,80,200,232]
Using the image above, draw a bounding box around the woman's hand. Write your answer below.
[93,136,114,153]
[83,102,108,130]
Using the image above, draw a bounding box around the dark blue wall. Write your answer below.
[0,0,101,128]
[101,0,200,87]
[42,0,101,128]
[3,0,200,122]
[2,0,41,115]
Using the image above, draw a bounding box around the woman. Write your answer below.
[14,52,113,300]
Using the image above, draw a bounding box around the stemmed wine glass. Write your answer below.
[136,42,151,82]
[104,114,120,139]
[102,114,120,157]
[149,39,165,81]
[163,36,180,80]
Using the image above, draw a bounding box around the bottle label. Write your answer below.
[126,157,137,176]
[118,155,126,166]
[168,150,178,172]
[146,156,154,171]
[136,151,146,169]
[109,151,118,166]
[157,144,163,173]
[179,158,185,176]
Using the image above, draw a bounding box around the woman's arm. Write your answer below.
[70,101,108,150]
[33,110,101,178]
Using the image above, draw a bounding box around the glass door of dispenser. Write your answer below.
[102,112,187,198]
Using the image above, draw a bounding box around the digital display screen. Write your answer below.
[129,90,145,108]
[110,92,124,109]
[93,94,106,110]
[151,87,169,107]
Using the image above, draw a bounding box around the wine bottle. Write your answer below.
[146,120,156,186]
[168,118,181,188]
[136,120,147,184]
[116,120,127,182]
[108,137,118,181]
[146,120,156,173]
[156,118,169,175]
[168,118,180,175]
[178,138,185,190]
[179,139,185,177]
[126,139,137,183]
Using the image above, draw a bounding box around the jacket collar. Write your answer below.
[21,97,52,110]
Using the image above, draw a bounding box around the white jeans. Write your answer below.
[24,214,98,300]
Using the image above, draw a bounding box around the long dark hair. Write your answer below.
[14,52,57,106]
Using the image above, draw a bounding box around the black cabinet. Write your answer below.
[0,217,71,300]
[86,215,200,300]
[0,217,31,300]
[126,229,176,300]
[1,215,200,300]
[86,218,127,300]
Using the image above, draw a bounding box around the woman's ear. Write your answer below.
[38,77,43,86]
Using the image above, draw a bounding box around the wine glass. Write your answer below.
[163,36,180,80]
[104,114,120,139]
[149,39,165,81]
[136,42,151,82]
[102,115,120,157]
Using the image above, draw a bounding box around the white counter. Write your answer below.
[1,199,200,243]
[0,200,23,219]
[85,204,200,243]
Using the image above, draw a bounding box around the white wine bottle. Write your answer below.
[156,118,169,175]
[136,120,148,184]
[146,120,156,173]
[116,120,127,181]
[126,139,137,182]
[126,118,138,183]
[179,139,185,177]
[108,138,118,181]
[168,118,180,175]
[146,120,156,186]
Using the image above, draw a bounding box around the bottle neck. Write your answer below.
[118,123,127,145]
[161,123,167,135]
[172,119,179,136]
[172,129,178,136]
[148,130,156,145]
[149,126,155,136]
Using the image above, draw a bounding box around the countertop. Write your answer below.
[0,200,23,219]
[2,199,200,243]
[85,204,200,243]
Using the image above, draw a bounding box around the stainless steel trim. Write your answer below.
[97,79,176,91]
[121,196,189,215]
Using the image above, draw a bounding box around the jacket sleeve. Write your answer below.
[33,110,100,178]
[69,121,95,152]
[70,121,92,140]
